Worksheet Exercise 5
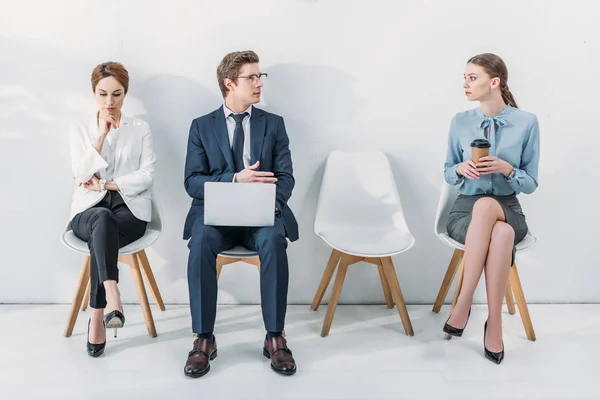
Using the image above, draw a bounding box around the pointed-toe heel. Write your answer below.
[484,320,504,364]
[443,307,471,337]
[87,319,106,358]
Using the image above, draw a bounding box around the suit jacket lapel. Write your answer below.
[212,107,234,171]
[250,107,266,165]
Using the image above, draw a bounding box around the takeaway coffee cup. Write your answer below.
[471,139,491,164]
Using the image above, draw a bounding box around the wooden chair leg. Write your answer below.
[320,255,350,337]
[509,264,536,341]
[65,257,90,337]
[505,280,516,315]
[311,249,342,311]
[380,257,414,336]
[81,279,91,311]
[216,256,225,279]
[432,249,464,313]
[136,250,166,311]
[217,256,244,279]
[444,258,465,340]
[127,254,157,337]
[377,263,394,309]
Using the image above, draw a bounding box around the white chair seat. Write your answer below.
[219,245,257,258]
[317,229,415,257]
[437,231,537,253]
[62,229,161,256]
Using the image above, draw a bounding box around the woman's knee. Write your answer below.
[92,209,116,229]
[472,198,502,220]
[491,221,515,244]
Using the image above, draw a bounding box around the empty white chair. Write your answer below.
[310,150,415,337]
[61,185,165,338]
[432,181,536,341]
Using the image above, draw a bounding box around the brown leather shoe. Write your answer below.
[263,336,297,376]
[184,337,217,378]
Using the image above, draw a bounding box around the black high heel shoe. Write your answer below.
[443,307,471,337]
[87,319,106,358]
[484,320,504,364]
[104,309,125,338]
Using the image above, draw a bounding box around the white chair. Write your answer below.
[217,246,261,278]
[432,182,536,341]
[61,186,165,338]
[310,150,415,337]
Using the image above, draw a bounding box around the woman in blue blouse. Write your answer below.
[442,53,540,364]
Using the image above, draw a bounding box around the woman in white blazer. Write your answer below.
[69,62,156,357]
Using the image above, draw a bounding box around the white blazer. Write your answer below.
[68,114,156,222]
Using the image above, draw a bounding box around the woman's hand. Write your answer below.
[476,156,514,177]
[79,176,101,191]
[98,109,119,137]
[456,160,480,180]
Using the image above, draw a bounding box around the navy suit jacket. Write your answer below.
[183,106,299,242]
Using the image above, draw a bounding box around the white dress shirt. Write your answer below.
[102,129,117,181]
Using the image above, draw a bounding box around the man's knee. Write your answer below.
[188,223,223,253]
[255,229,287,252]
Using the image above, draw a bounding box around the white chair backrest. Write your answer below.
[434,181,461,236]
[314,150,410,234]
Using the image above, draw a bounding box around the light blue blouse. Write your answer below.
[444,104,540,196]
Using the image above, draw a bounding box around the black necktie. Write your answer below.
[230,112,248,172]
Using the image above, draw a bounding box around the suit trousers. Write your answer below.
[187,217,289,334]
[71,191,147,309]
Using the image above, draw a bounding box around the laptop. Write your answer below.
[204,182,276,227]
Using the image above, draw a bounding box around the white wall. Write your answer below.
[1,0,598,304]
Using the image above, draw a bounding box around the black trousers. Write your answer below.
[187,217,289,334]
[71,191,147,309]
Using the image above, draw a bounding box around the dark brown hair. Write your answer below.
[91,62,129,94]
[217,51,260,97]
[468,53,518,108]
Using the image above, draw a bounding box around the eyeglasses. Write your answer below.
[236,73,268,85]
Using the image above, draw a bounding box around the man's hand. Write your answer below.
[234,161,278,183]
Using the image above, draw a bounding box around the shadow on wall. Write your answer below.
[132,74,221,300]
[0,35,103,301]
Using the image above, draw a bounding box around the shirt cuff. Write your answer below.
[447,164,464,185]
[505,168,520,190]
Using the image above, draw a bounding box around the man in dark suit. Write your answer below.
[182,51,299,378]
